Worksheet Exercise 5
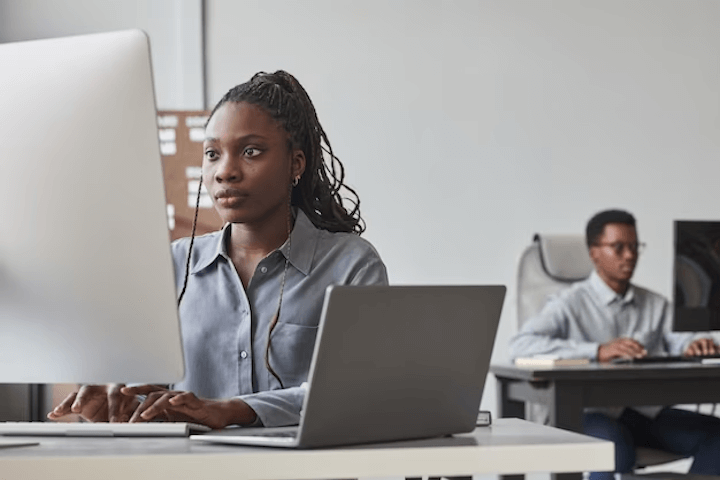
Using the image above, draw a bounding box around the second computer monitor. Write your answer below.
[674,220,720,331]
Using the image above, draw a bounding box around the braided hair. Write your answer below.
[209,70,364,234]
[178,70,364,388]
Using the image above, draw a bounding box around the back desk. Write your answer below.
[491,361,720,434]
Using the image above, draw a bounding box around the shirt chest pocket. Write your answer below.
[268,322,319,387]
[276,289,324,328]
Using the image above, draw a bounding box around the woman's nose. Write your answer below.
[214,157,241,183]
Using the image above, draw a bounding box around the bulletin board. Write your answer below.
[157,111,224,241]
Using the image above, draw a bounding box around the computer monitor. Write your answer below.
[0,30,185,384]
[673,220,720,331]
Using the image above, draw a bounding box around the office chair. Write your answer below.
[517,233,689,473]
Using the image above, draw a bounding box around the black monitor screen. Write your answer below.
[674,220,720,331]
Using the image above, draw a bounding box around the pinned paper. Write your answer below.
[185,116,209,128]
[157,115,178,128]
[185,166,202,179]
[160,141,177,156]
[166,204,176,231]
[187,180,213,208]
[189,127,205,143]
[158,128,176,142]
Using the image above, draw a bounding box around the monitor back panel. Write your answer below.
[0,30,184,384]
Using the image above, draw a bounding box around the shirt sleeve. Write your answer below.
[350,256,389,286]
[661,300,714,355]
[238,385,306,427]
[508,295,601,361]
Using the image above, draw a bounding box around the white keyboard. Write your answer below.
[0,421,211,437]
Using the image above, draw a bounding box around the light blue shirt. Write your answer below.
[171,209,388,427]
[509,271,698,361]
[509,271,708,417]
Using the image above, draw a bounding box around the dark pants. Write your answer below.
[582,407,720,480]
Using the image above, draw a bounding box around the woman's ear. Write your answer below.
[291,149,306,182]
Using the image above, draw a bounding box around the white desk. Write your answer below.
[0,418,613,479]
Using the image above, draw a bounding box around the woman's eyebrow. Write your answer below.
[204,134,268,144]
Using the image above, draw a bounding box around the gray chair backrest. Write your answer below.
[516,234,594,425]
[517,233,594,327]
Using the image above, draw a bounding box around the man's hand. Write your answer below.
[47,384,139,423]
[684,338,719,357]
[121,385,257,429]
[597,337,647,363]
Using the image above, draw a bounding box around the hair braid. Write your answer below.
[206,70,365,234]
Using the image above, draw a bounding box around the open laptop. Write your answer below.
[191,284,505,448]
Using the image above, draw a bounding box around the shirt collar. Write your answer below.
[589,270,636,306]
[190,208,318,276]
[277,208,316,276]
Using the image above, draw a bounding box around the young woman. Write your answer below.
[48,71,388,428]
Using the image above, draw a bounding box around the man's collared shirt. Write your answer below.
[170,210,388,427]
[509,270,706,418]
[509,270,698,361]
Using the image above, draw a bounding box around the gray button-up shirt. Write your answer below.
[509,270,707,417]
[171,210,388,426]
[509,270,698,361]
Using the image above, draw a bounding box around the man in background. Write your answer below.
[510,209,720,479]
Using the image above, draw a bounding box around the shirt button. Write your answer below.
[260,266,268,274]
[240,351,248,359]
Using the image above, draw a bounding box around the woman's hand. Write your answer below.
[121,385,258,429]
[47,384,139,422]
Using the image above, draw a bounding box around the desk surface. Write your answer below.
[492,360,720,381]
[491,361,720,409]
[0,418,613,480]
[492,362,720,480]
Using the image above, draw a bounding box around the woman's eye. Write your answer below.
[244,147,261,158]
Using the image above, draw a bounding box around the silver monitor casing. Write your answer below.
[0,30,185,384]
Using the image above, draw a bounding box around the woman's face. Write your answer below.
[202,101,305,226]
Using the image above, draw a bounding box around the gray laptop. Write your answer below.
[191,284,505,448]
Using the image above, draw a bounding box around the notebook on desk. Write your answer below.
[0,421,211,437]
[191,284,506,449]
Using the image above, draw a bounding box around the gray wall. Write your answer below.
[205,0,720,413]
[0,0,204,110]
[2,0,720,416]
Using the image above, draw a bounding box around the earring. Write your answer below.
[292,176,300,187]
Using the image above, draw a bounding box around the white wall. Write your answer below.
[0,0,204,110]
[205,0,720,413]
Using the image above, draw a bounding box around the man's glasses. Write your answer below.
[594,242,646,255]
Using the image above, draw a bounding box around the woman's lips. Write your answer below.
[215,189,247,207]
